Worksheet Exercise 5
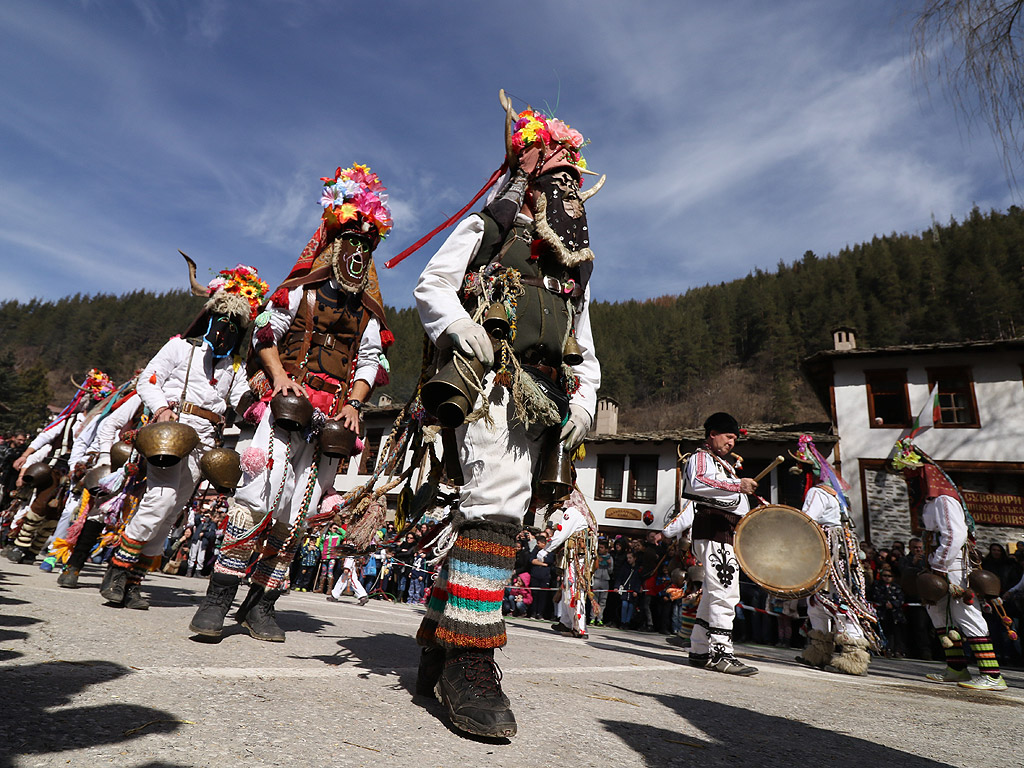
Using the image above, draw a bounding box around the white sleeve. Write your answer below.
[94,394,142,455]
[353,317,383,386]
[685,451,742,508]
[137,338,187,413]
[413,215,486,344]
[253,286,302,350]
[28,426,57,452]
[663,499,694,539]
[801,487,830,526]
[227,363,250,411]
[569,284,601,421]
[927,495,968,573]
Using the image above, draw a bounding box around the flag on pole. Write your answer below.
[909,385,940,438]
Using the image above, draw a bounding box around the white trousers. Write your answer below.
[925,564,988,638]
[234,408,341,527]
[123,450,203,557]
[331,568,368,600]
[690,539,741,655]
[456,378,546,524]
[807,590,865,639]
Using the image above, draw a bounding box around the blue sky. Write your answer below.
[0,0,1012,308]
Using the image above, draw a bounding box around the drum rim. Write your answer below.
[733,503,830,599]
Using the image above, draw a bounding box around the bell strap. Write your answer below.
[180,401,224,426]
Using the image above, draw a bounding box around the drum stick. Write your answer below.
[752,455,785,484]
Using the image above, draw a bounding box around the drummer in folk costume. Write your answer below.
[791,435,878,675]
[683,412,759,676]
[892,438,1006,691]
[189,164,393,643]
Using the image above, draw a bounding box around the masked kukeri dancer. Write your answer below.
[408,92,602,738]
[790,435,878,675]
[99,263,266,609]
[5,370,115,565]
[682,412,760,676]
[540,489,599,639]
[189,164,393,642]
[893,438,1007,691]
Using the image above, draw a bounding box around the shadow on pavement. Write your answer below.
[295,631,420,692]
[0,660,185,768]
[599,688,957,768]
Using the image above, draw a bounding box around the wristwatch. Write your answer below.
[345,398,363,412]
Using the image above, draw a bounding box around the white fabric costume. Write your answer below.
[923,495,987,637]
[540,500,597,635]
[330,555,368,600]
[684,448,750,659]
[127,338,248,557]
[413,213,600,524]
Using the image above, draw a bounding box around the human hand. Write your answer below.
[445,318,494,368]
[272,375,306,398]
[560,404,592,451]
[154,407,178,423]
[335,405,360,433]
[739,478,758,495]
[12,456,26,471]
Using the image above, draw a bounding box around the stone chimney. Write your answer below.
[376,393,393,408]
[832,326,857,352]
[595,397,619,435]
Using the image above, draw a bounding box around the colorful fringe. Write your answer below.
[250,525,301,590]
[967,636,1000,677]
[214,504,261,578]
[421,520,518,650]
[110,533,146,570]
[942,637,967,671]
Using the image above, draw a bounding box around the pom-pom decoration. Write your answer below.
[240,447,268,476]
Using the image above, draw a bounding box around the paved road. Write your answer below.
[1,561,1021,768]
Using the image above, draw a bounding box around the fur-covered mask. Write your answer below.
[531,170,595,267]
[329,229,375,294]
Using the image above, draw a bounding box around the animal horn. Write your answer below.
[578,174,606,203]
[499,89,518,170]
[179,250,210,297]
[69,374,85,391]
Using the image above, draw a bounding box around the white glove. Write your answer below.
[559,404,592,451]
[445,318,494,368]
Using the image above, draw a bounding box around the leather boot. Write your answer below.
[57,567,81,588]
[436,649,517,738]
[416,646,446,697]
[100,564,130,604]
[189,573,241,637]
[242,589,285,642]
[124,584,150,610]
[233,584,265,624]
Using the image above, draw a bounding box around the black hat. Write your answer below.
[703,412,741,436]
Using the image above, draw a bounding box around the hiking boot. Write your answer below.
[416,646,446,698]
[100,564,129,604]
[688,652,710,668]
[6,546,32,564]
[436,650,517,739]
[189,574,241,637]
[709,652,759,676]
[957,674,1008,691]
[357,596,369,606]
[242,590,285,642]
[57,567,81,589]
[124,585,150,610]
[233,584,265,623]
[926,666,972,683]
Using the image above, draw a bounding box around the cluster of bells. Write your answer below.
[22,393,359,498]
[911,567,1001,603]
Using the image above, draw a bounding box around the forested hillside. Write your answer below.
[2,206,1023,432]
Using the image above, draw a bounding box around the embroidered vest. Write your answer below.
[279,281,368,383]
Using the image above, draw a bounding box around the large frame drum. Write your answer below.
[733,504,829,599]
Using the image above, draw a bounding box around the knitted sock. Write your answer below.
[416,565,450,647]
[110,533,146,570]
[214,504,261,579]
[427,519,518,650]
[127,555,158,586]
[966,636,1001,677]
[250,524,300,590]
[942,638,967,671]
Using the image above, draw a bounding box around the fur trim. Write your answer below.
[829,646,870,676]
[835,632,870,650]
[206,291,253,325]
[799,629,835,668]
[533,194,595,267]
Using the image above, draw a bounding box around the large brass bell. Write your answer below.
[135,422,200,467]
[319,420,357,458]
[271,392,313,432]
[421,350,488,429]
[22,463,55,491]
[535,427,573,502]
[916,571,949,604]
[968,568,1001,597]
[200,447,242,491]
[482,302,511,340]
[82,464,111,493]
[109,440,132,471]
[562,335,584,366]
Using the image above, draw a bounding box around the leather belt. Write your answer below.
[180,401,224,426]
[310,331,343,350]
[303,373,340,395]
[520,275,584,299]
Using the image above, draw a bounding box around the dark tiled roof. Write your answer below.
[587,423,835,445]
[803,337,1024,365]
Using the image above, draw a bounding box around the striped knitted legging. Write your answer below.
[214,504,301,591]
[416,519,518,650]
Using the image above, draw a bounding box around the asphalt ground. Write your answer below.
[1,561,1022,768]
